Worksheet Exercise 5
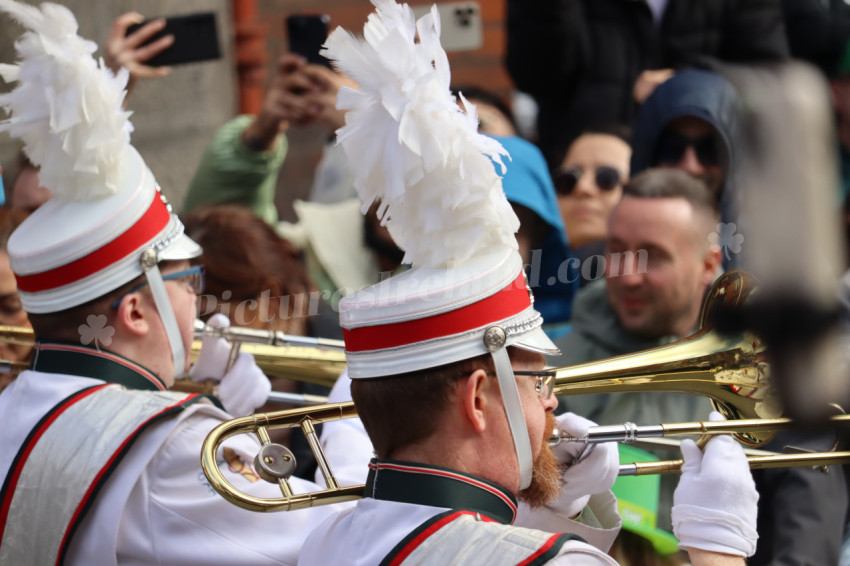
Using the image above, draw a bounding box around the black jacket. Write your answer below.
[506,0,789,167]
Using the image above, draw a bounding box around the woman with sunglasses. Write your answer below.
[553,127,631,286]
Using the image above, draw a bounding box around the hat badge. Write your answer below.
[483,326,507,351]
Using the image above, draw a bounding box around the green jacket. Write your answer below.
[553,278,712,427]
[182,115,287,225]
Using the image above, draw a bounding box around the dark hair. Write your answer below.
[28,273,145,341]
[363,200,404,267]
[182,204,317,332]
[579,124,632,146]
[0,206,29,249]
[451,84,519,135]
[622,168,721,230]
[350,353,495,458]
[350,346,540,458]
[555,124,633,169]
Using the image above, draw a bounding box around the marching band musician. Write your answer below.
[298,1,760,564]
[0,2,347,564]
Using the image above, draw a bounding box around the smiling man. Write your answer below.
[555,168,721,422]
[554,168,722,536]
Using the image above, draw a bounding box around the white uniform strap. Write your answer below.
[145,263,186,380]
[491,347,533,489]
[0,385,197,566]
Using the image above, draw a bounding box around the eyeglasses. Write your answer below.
[552,165,622,196]
[513,370,557,400]
[111,265,205,309]
[655,131,722,167]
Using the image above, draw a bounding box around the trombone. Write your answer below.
[0,321,346,401]
[199,271,850,513]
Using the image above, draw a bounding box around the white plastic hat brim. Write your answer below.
[510,325,560,356]
[160,232,202,262]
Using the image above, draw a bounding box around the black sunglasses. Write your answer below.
[552,166,622,196]
[656,131,723,167]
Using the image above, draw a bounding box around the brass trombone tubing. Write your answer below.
[620,451,850,476]
[201,401,362,513]
[627,436,780,457]
[201,400,850,512]
[0,324,347,388]
[192,319,345,351]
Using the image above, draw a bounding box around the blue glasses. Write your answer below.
[111,265,205,309]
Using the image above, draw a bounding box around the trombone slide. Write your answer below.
[551,415,850,446]
[620,451,850,476]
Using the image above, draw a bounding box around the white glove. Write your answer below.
[189,314,271,417]
[189,313,235,382]
[217,349,271,417]
[672,411,759,557]
[549,412,620,517]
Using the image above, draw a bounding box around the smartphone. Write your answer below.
[126,12,221,67]
[412,2,482,52]
[286,14,332,68]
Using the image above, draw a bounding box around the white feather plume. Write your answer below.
[323,0,519,269]
[0,0,133,201]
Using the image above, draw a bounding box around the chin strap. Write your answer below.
[491,346,533,490]
[144,262,186,383]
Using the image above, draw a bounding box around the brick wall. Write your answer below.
[253,0,513,221]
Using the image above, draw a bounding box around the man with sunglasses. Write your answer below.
[0,3,352,564]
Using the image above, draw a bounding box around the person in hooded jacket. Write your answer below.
[505,0,789,169]
[630,69,741,247]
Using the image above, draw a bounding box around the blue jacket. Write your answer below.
[496,136,578,325]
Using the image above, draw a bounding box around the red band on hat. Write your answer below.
[343,272,530,352]
[15,194,171,293]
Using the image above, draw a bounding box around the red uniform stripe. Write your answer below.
[343,272,530,352]
[15,193,170,293]
[387,511,492,566]
[368,461,518,517]
[0,385,110,541]
[37,344,166,391]
[515,533,563,565]
[55,393,200,565]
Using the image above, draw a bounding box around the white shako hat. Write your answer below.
[325,0,559,490]
[0,0,200,378]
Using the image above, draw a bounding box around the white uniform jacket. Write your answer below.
[0,342,345,566]
[298,458,620,566]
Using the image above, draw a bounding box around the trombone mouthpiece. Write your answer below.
[548,426,581,447]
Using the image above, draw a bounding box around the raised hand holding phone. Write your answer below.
[286,14,332,68]
[105,12,173,87]
[123,12,221,68]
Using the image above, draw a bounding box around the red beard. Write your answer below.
[518,412,563,508]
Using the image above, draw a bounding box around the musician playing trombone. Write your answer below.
[295,1,760,564]
[0,2,351,564]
